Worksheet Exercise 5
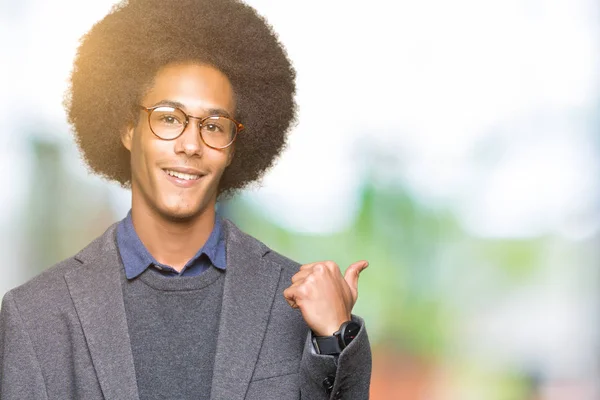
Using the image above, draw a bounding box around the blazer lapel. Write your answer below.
[211,220,282,400]
[64,224,139,400]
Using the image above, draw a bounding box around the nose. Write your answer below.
[174,118,205,157]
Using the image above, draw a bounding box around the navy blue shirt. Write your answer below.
[116,210,226,279]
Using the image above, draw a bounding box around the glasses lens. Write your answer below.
[201,116,237,148]
[149,106,186,139]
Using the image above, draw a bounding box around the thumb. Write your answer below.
[344,260,369,296]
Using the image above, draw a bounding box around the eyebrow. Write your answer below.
[149,99,233,118]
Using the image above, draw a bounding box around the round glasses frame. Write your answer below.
[140,105,244,149]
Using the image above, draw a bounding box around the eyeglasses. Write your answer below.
[140,105,244,149]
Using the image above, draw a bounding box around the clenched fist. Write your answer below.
[283,260,369,336]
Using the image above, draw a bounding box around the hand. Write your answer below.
[283,260,369,336]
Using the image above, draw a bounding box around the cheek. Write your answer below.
[130,132,166,180]
[209,150,233,173]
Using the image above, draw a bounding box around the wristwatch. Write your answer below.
[313,320,360,355]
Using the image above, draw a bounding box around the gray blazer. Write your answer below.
[0,219,371,399]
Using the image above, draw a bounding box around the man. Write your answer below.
[0,0,372,399]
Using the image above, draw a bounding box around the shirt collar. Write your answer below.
[116,209,226,280]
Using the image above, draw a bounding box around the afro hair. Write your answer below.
[64,0,297,197]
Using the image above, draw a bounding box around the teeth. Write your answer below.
[165,169,201,180]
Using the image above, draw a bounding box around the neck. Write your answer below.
[130,201,216,272]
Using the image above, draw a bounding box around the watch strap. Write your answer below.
[313,335,343,355]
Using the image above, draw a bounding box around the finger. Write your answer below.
[291,270,311,284]
[299,262,321,271]
[286,298,299,308]
[343,260,369,293]
[299,260,338,271]
[284,282,309,299]
[283,287,298,308]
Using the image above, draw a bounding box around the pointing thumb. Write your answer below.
[344,260,369,294]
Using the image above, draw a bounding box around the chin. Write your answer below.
[162,209,197,222]
[157,199,213,222]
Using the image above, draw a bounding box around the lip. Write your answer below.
[162,168,205,188]
[162,166,204,175]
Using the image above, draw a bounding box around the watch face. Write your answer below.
[342,322,360,346]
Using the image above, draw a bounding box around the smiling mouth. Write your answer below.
[163,169,203,181]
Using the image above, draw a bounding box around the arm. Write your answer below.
[0,291,49,400]
[283,260,372,399]
[300,315,371,399]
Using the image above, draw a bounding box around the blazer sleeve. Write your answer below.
[299,315,372,400]
[0,291,49,400]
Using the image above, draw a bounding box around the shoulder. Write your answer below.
[221,217,302,274]
[3,222,118,313]
[1,256,78,327]
[8,257,79,301]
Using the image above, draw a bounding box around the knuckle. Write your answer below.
[297,285,310,297]
[300,263,312,270]
[313,264,326,273]
[326,261,341,275]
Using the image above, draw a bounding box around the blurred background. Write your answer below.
[1,0,599,398]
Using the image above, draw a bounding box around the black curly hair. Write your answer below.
[64,0,296,198]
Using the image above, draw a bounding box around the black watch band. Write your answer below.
[313,320,360,355]
[313,335,342,355]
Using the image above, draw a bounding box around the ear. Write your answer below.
[121,125,134,152]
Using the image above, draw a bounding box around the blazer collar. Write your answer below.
[65,223,140,400]
[210,218,282,400]
[64,218,282,400]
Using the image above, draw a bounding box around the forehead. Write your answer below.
[142,62,236,115]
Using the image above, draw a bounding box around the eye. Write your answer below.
[150,106,185,129]
[159,114,182,125]
[203,122,224,133]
